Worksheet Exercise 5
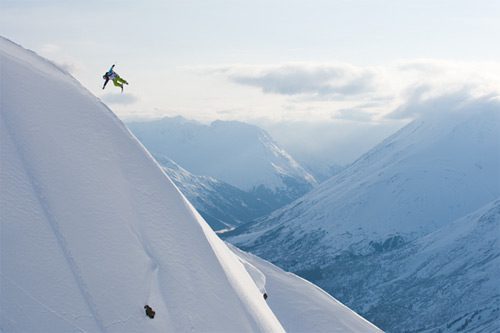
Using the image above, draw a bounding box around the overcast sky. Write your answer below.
[2,0,499,163]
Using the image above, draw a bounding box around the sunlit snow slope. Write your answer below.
[0,36,284,333]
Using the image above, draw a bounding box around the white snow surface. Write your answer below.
[0,36,379,333]
[0,37,285,333]
[230,245,382,333]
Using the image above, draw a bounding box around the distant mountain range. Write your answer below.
[127,117,318,229]
[225,100,500,332]
[155,156,274,231]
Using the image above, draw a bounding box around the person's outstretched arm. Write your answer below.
[102,77,109,89]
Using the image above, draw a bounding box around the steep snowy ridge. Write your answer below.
[0,36,378,333]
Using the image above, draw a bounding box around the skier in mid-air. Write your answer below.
[102,64,128,92]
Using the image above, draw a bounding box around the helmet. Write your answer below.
[103,74,108,79]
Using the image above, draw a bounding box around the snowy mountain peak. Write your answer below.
[127,117,317,192]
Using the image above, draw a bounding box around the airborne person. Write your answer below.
[102,64,128,92]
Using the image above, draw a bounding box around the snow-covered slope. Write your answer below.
[393,198,500,332]
[155,156,274,231]
[230,245,382,333]
[127,117,317,205]
[226,98,500,331]
[311,199,500,332]
[0,36,285,333]
[0,36,380,333]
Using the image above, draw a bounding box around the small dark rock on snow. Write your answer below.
[144,305,155,319]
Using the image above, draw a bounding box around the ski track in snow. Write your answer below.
[127,224,161,307]
[1,111,106,332]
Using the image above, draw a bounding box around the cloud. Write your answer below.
[216,108,243,115]
[101,93,139,105]
[196,60,500,123]
[383,59,500,120]
[213,63,378,99]
[396,59,450,74]
[334,108,374,122]
[387,85,500,119]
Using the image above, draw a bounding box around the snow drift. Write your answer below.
[0,37,379,333]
